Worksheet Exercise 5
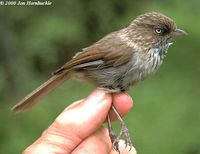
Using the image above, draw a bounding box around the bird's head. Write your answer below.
[128,12,187,51]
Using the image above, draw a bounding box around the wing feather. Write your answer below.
[53,32,134,74]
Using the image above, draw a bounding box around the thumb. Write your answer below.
[24,89,112,154]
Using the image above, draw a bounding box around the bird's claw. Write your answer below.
[109,129,120,152]
[109,122,133,153]
[120,122,132,151]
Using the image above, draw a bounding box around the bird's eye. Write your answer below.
[155,28,163,34]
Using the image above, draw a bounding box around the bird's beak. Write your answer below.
[171,29,187,37]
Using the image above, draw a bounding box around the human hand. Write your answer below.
[23,89,137,154]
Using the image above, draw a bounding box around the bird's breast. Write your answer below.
[122,46,166,87]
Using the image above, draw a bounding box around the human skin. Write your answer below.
[23,89,137,154]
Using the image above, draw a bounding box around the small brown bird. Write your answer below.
[12,12,186,152]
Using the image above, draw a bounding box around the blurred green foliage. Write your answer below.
[0,0,200,154]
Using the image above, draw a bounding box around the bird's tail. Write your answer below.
[11,72,70,112]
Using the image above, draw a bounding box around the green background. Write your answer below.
[0,0,200,153]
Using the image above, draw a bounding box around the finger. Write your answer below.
[24,89,112,154]
[109,92,133,121]
[72,127,112,154]
[110,140,137,154]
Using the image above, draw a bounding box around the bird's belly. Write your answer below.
[122,56,157,88]
[79,55,159,91]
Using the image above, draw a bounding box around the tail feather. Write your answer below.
[11,72,69,112]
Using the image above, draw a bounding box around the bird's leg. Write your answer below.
[107,114,120,152]
[111,104,133,151]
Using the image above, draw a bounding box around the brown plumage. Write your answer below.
[11,12,186,152]
[12,72,70,112]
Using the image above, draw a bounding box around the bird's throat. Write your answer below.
[148,38,172,70]
[152,38,172,57]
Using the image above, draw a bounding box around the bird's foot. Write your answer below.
[107,104,133,153]
[118,120,132,151]
[108,128,120,153]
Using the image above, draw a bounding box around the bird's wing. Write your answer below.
[53,33,134,74]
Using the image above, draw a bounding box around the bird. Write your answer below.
[11,12,187,152]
